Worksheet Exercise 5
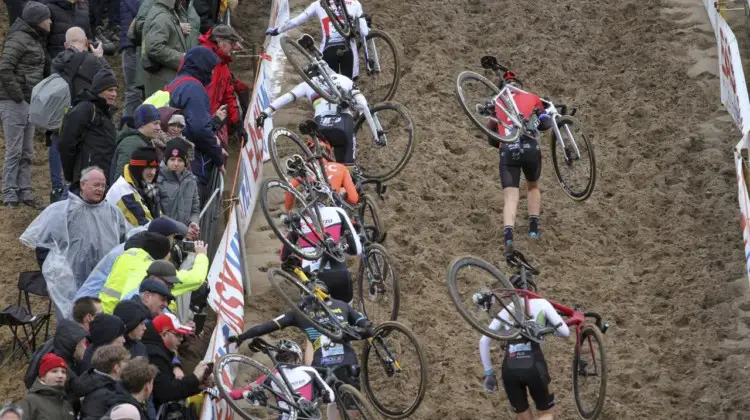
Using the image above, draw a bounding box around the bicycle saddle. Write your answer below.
[480,55,499,70]
[298,34,316,53]
[299,119,319,135]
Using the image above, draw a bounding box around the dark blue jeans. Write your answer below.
[48,133,68,195]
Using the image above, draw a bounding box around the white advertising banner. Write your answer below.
[716,17,750,134]
[737,134,750,281]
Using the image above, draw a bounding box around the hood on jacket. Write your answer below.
[158,107,182,130]
[73,89,112,114]
[70,369,116,398]
[47,0,74,10]
[177,46,220,87]
[52,319,88,365]
[116,125,151,146]
[7,17,43,40]
[29,377,67,397]
[198,28,232,63]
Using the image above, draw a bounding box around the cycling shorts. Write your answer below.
[323,43,355,80]
[316,260,353,303]
[333,364,361,410]
[499,137,541,189]
[501,354,555,413]
[316,113,355,165]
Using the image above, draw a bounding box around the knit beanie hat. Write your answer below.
[134,104,161,129]
[135,232,171,260]
[91,68,118,94]
[167,114,186,127]
[130,146,159,168]
[164,138,189,164]
[22,1,50,26]
[89,314,126,346]
[113,299,151,333]
[39,353,67,378]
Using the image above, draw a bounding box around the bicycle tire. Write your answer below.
[446,256,523,341]
[268,127,314,183]
[353,101,415,182]
[358,193,386,243]
[280,35,341,104]
[455,71,522,144]
[356,243,399,324]
[357,29,401,104]
[572,325,607,420]
[550,116,597,201]
[321,0,353,38]
[361,321,428,419]
[214,353,296,420]
[336,384,378,419]
[267,268,344,341]
[259,178,325,261]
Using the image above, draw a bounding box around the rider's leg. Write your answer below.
[536,407,555,420]
[522,141,542,237]
[304,339,313,366]
[526,181,541,236]
[327,404,341,420]
[515,410,533,420]
[503,187,520,245]
[500,150,521,253]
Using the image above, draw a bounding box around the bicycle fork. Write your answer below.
[551,117,582,166]
[368,336,401,377]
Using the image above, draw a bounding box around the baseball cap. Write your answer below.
[147,217,188,238]
[211,24,243,43]
[153,313,194,335]
[139,278,175,302]
[146,260,181,284]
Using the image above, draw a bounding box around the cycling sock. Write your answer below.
[503,226,514,244]
[529,216,540,234]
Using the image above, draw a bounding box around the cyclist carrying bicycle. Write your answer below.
[266,0,370,80]
[228,339,335,420]
[482,56,554,257]
[228,286,374,419]
[479,276,569,420]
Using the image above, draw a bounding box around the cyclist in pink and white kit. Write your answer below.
[266,0,370,80]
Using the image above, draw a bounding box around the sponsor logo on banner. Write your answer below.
[716,17,750,134]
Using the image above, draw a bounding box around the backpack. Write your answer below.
[142,76,200,108]
[29,52,88,130]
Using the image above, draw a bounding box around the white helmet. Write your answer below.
[276,339,303,364]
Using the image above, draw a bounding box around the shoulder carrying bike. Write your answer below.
[446,250,609,419]
[455,55,597,201]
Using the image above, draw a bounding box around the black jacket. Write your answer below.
[125,337,148,359]
[51,47,111,98]
[0,18,47,103]
[109,386,152,420]
[44,0,92,57]
[143,333,201,408]
[58,90,117,188]
[70,369,121,420]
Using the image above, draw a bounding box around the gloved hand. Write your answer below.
[227,335,240,344]
[483,373,498,393]
[266,28,279,36]
[256,111,269,128]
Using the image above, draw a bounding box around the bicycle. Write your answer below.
[279,34,415,182]
[455,55,597,201]
[215,337,377,419]
[446,250,609,419]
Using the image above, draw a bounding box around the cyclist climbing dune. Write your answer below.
[233,0,750,418]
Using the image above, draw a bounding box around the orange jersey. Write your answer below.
[284,161,359,210]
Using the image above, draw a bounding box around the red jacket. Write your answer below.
[198,28,249,145]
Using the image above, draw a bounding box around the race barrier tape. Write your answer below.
[200,0,289,418]
[701,1,750,280]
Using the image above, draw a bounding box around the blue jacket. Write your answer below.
[167,46,223,180]
[120,0,140,50]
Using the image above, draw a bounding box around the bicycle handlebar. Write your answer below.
[506,250,540,275]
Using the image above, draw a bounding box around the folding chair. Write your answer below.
[0,271,52,368]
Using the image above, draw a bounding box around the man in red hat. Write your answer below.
[20,353,75,419]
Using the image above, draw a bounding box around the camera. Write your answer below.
[180,241,196,253]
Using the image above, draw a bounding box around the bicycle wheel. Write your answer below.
[356,243,399,325]
[550,116,596,201]
[214,353,296,420]
[572,325,607,419]
[357,29,401,104]
[354,102,415,182]
[280,35,341,104]
[268,127,314,183]
[446,256,523,341]
[361,321,428,419]
[358,193,386,243]
[455,71,522,144]
[321,0,353,38]
[259,178,325,261]
[267,268,344,341]
[336,384,378,419]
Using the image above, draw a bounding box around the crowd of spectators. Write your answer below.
[0,0,247,415]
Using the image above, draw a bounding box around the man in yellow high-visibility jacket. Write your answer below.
[100,238,209,314]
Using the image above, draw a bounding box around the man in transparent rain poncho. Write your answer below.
[20,166,128,319]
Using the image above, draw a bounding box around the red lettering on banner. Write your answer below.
[211,262,245,333]
[246,106,264,181]
[720,28,737,93]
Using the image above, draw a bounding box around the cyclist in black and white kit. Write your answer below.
[479,278,569,420]
[256,72,382,167]
[266,0,370,80]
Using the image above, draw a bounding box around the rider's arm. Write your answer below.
[301,366,335,404]
[341,171,359,205]
[263,82,313,116]
[236,311,296,342]
[284,178,301,211]
[541,300,570,337]
[351,92,381,142]
[479,315,506,374]
[353,2,369,38]
[276,1,319,34]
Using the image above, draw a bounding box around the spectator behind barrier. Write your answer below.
[71,344,131,419]
[119,0,144,119]
[114,357,159,420]
[113,104,164,180]
[72,296,103,332]
[21,353,76,419]
[199,24,249,147]
[76,216,189,301]
[44,0,92,58]
[107,146,162,229]
[0,2,51,209]
[24,319,89,389]
[77,313,126,373]
[156,107,195,162]
[158,138,201,237]
[166,46,224,188]
[113,299,150,358]
[20,166,128,319]
[58,69,119,192]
